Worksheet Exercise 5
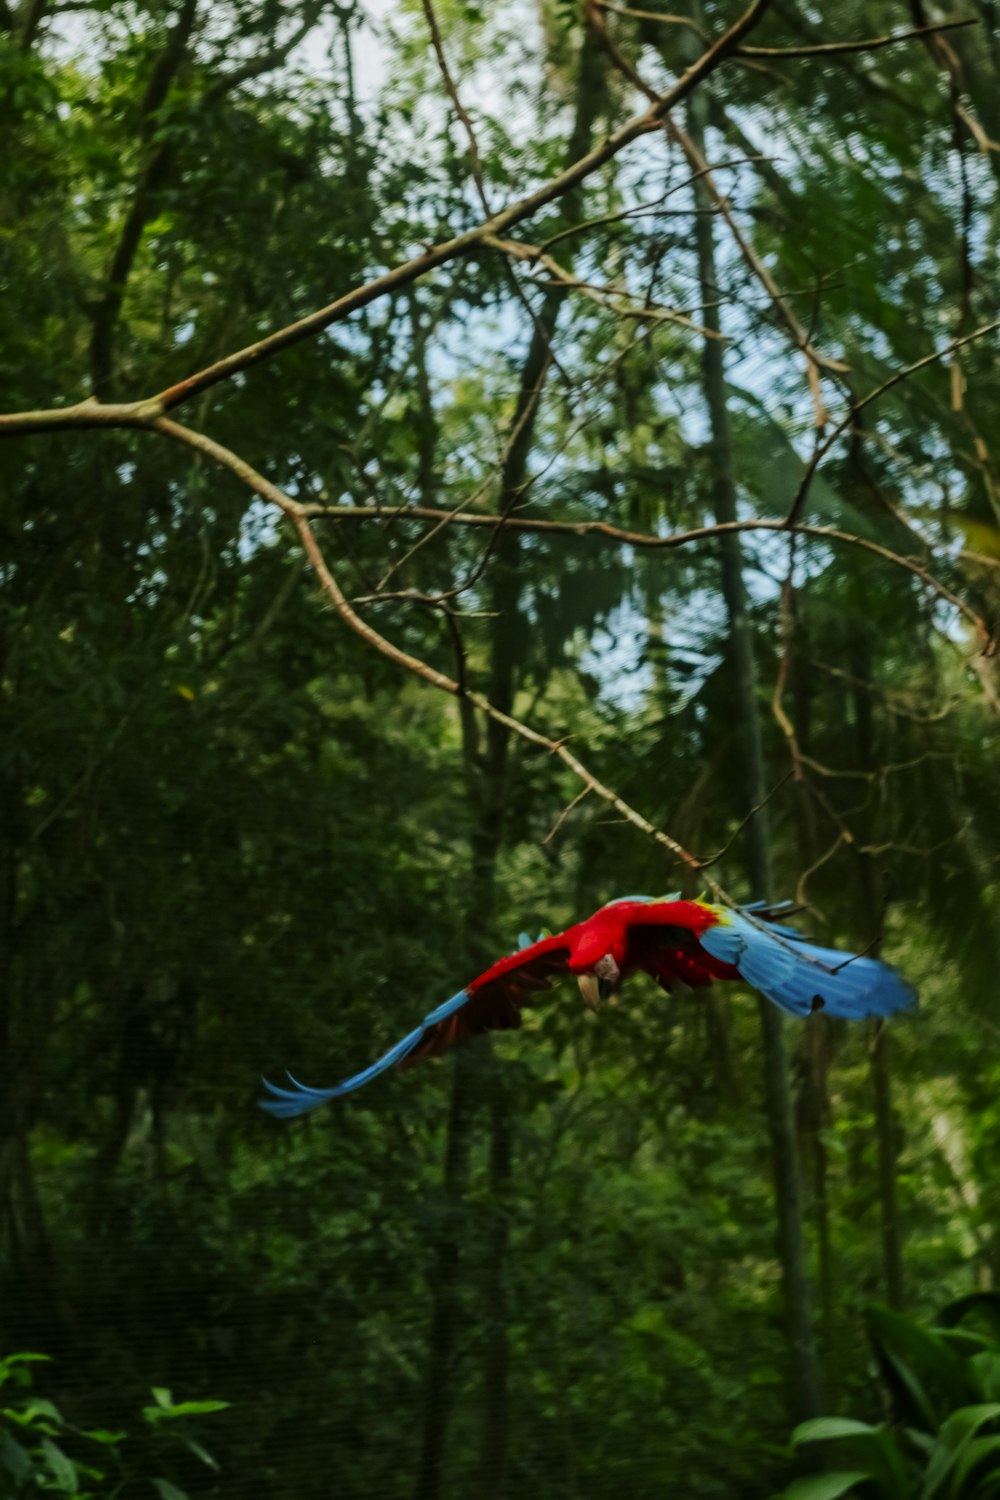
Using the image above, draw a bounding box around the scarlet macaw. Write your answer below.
[260,896,914,1118]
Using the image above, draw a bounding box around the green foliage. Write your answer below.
[783,1301,1000,1498]
[2,0,1000,1497]
[0,1353,226,1497]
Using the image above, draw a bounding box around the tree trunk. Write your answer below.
[413,36,606,1499]
[478,1078,513,1500]
[870,1022,904,1307]
[413,1049,481,1500]
[688,92,822,1424]
[848,638,905,1308]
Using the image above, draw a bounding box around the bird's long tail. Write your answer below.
[259,988,470,1118]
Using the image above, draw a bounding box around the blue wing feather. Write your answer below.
[700,912,915,1019]
[261,899,915,1119]
[259,989,470,1118]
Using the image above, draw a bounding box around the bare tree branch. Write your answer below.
[300,501,992,644]
[595,1,975,58]
[152,416,723,885]
[584,0,845,426]
[784,319,1000,532]
[145,0,773,413]
[738,17,976,58]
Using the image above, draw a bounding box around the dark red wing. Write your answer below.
[628,925,738,992]
[403,935,573,1064]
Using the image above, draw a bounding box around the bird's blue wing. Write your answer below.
[699,910,915,1020]
[259,987,471,1119]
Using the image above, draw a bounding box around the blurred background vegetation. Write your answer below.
[2,0,1000,1495]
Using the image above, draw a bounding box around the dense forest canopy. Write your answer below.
[2,0,1000,1496]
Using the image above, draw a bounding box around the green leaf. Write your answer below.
[793,1418,884,1445]
[866,1306,971,1430]
[783,1472,872,1500]
[150,1399,229,1421]
[41,1436,78,1494]
[950,1435,1000,1497]
[82,1428,126,1446]
[970,1355,1000,1404]
[791,1415,910,1495]
[151,1480,189,1500]
[938,1296,1000,1342]
[0,1353,49,1390]
[17,1397,63,1425]
[920,1404,1000,1500]
[181,1436,219,1469]
[0,1429,33,1482]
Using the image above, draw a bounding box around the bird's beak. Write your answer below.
[577,972,601,1011]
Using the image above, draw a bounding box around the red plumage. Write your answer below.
[261,896,914,1117]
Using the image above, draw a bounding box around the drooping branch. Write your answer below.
[595,1,975,58]
[300,502,992,646]
[737,17,976,59]
[152,416,719,885]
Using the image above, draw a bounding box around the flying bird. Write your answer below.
[260,896,914,1118]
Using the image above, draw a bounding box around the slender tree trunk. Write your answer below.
[413,39,606,1498]
[0,767,57,1339]
[89,0,199,395]
[478,1078,512,1500]
[414,1050,480,1500]
[688,93,822,1423]
[787,628,839,1391]
[799,1018,838,1390]
[474,41,605,1497]
[848,638,905,1308]
[870,1022,903,1307]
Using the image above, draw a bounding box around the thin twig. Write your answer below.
[784,319,1000,532]
[585,0,844,426]
[696,771,794,869]
[739,17,976,58]
[419,0,490,212]
[485,234,724,338]
[542,786,593,846]
[152,415,725,886]
[301,502,991,643]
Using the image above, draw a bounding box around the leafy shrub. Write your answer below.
[781,1295,1000,1499]
[0,1352,227,1498]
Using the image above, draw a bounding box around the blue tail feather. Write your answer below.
[259,989,470,1119]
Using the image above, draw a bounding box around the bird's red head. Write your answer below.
[567,910,629,1007]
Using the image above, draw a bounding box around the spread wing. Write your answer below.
[697,909,916,1019]
[629,925,736,991]
[259,932,571,1118]
[620,898,916,1019]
